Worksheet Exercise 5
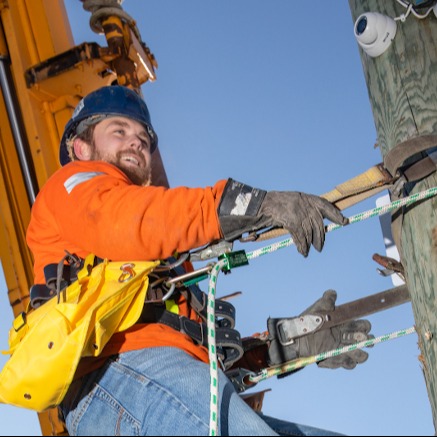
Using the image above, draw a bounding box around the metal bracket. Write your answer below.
[276,315,324,346]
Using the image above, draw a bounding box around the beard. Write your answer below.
[90,148,152,186]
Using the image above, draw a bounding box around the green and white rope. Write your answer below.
[246,186,437,260]
[207,186,437,436]
[248,326,416,383]
[207,258,228,436]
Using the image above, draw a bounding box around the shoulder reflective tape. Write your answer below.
[64,172,105,194]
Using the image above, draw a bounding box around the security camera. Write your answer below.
[354,12,397,58]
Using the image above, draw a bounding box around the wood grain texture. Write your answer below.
[350,0,437,430]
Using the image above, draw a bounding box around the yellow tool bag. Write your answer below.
[0,255,158,412]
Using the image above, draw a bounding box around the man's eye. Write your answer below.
[141,140,151,151]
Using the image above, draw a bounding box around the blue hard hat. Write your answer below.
[59,85,158,166]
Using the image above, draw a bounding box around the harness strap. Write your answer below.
[141,304,243,369]
[168,260,237,328]
[31,254,104,309]
[180,288,236,328]
[43,262,76,294]
[31,255,83,308]
[29,284,57,309]
[142,258,242,368]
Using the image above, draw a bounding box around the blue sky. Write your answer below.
[0,1,434,435]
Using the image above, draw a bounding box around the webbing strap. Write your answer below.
[141,305,243,369]
[322,163,393,210]
[143,258,241,368]
[386,135,437,253]
[166,260,237,328]
[384,134,437,177]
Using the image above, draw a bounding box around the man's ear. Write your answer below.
[73,137,92,161]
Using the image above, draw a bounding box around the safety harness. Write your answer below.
[139,258,244,369]
[30,254,244,370]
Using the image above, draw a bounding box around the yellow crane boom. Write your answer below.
[0,1,165,434]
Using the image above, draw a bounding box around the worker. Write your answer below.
[26,85,373,436]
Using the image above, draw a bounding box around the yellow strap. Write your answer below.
[322,163,393,210]
[77,253,97,283]
[12,312,26,332]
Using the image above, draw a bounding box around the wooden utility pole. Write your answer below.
[349,0,437,430]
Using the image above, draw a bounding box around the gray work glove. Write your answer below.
[267,290,373,370]
[218,179,348,257]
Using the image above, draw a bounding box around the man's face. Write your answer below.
[88,116,153,186]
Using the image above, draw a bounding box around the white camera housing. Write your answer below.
[354,12,397,58]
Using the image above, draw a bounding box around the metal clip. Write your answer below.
[225,368,258,393]
[118,263,136,282]
[239,232,259,243]
[144,277,176,303]
[189,241,234,262]
[391,174,407,198]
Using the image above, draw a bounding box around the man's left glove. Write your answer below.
[267,290,373,370]
[217,179,347,257]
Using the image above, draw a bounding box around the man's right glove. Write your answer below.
[267,290,373,370]
[218,179,348,257]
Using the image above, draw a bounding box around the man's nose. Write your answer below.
[128,134,143,151]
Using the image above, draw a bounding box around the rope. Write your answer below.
[249,327,416,383]
[206,185,437,436]
[207,258,228,436]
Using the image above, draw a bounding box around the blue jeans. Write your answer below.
[60,347,344,436]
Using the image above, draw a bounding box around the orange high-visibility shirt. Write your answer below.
[26,160,227,366]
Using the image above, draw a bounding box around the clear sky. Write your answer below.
[0,1,435,435]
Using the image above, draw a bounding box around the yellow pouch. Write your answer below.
[0,255,158,412]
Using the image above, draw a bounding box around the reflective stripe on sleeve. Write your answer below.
[64,172,105,194]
